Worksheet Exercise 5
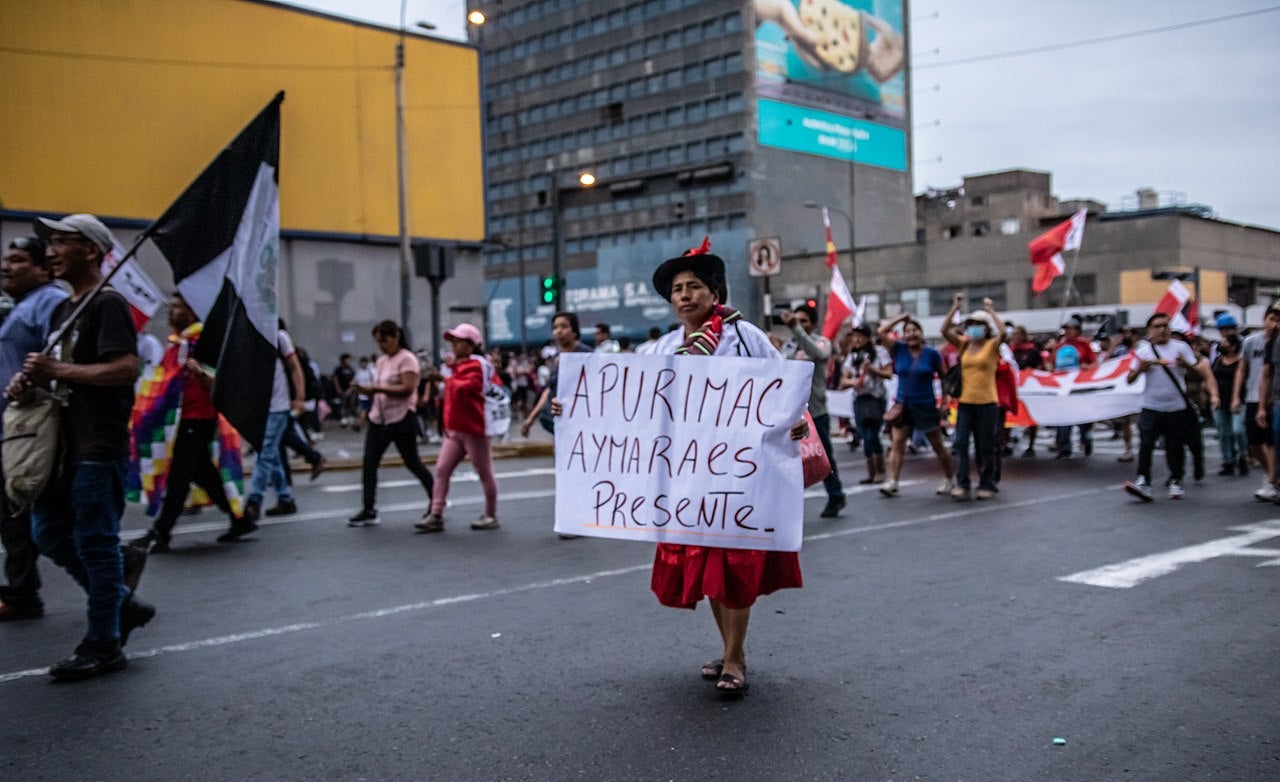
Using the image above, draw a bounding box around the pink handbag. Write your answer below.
[798,410,832,487]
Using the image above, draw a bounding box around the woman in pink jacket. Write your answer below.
[416,323,499,532]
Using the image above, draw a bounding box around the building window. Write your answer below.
[970,221,990,237]
[999,218,1021,235]
[943,225,961,239]
[970,195,986,206]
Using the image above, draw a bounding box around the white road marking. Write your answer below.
[1058,520,1280,588]
[0,486,1105,684]
[123,480,924,542]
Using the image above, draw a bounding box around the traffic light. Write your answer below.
[542,275,556,304]
[805,298,817,309]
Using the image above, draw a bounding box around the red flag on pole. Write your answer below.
[821,208,853,339]
[1028,208,1086,294]
[1154,278,1199,334]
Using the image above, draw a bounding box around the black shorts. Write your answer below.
[893,401,941,433]
[1245,402,1273,446]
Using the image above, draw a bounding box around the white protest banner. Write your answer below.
[553,352,812,551]
[1015,354,1144,427]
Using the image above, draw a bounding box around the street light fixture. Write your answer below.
[468,10,486,25]
[803,201,856,294]
[550,170,597,310]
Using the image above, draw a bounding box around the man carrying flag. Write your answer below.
[1029,208,1087,295]
[14,214,155,680]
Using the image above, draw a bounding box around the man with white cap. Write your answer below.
[13,213,154,680]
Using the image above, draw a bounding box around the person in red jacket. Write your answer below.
[416,323,499,532]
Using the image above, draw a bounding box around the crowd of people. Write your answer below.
[1,217,1274,693]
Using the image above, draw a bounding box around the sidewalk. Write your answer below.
[282,419,555,474]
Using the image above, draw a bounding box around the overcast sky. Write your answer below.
[289,0,1280,230]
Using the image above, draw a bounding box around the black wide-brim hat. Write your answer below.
[652,250,728,303]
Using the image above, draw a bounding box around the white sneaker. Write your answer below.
[936,478,955,496]
[1254,482,1277,502]
[1124,477,1154,502]
[1167,480,1184,500]
[879,479,899,498]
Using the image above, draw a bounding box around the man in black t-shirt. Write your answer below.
[13,214,155,681]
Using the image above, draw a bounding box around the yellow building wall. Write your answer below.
[0,0,483,242]
[1118,270,1227,304]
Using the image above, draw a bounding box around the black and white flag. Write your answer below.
[151,93,283,451]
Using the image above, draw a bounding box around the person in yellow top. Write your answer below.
[940,292,1006,501]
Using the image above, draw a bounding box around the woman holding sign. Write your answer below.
[554,239,806,698]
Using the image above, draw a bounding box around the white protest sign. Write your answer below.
[553,352,812,551]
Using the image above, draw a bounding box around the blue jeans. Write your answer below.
[1213,407,1245,463]
[249,410,293,505]
[31,459,128,643]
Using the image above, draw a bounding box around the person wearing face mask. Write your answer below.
[940,292,1007,501]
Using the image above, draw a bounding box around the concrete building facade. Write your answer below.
[774,168,1280,336]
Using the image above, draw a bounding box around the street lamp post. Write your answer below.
[395,2,412,335]
[804,201,856,294]
[549,170,596,311]
[469,8,528,353]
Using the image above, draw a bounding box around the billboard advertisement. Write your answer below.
[755,0,907,170]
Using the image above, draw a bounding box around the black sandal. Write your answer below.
[716,671,749,698]
[700,659,724,680]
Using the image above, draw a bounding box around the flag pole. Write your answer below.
[1056,244,1084,322]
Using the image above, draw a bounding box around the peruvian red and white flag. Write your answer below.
[1154,278,1199,334]
[820,207,854,339]
[1028,208,1087,294]
[103,239,165,329]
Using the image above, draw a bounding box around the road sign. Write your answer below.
[748,237,781,277]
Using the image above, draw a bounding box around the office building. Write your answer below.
[473,0,916,347]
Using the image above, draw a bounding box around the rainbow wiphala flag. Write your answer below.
[127,325,244,517]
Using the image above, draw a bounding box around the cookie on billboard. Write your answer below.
[799,0,864,73]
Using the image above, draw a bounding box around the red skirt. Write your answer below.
[651,543,803,610]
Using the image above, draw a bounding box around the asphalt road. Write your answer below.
[2,434,1278,781]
